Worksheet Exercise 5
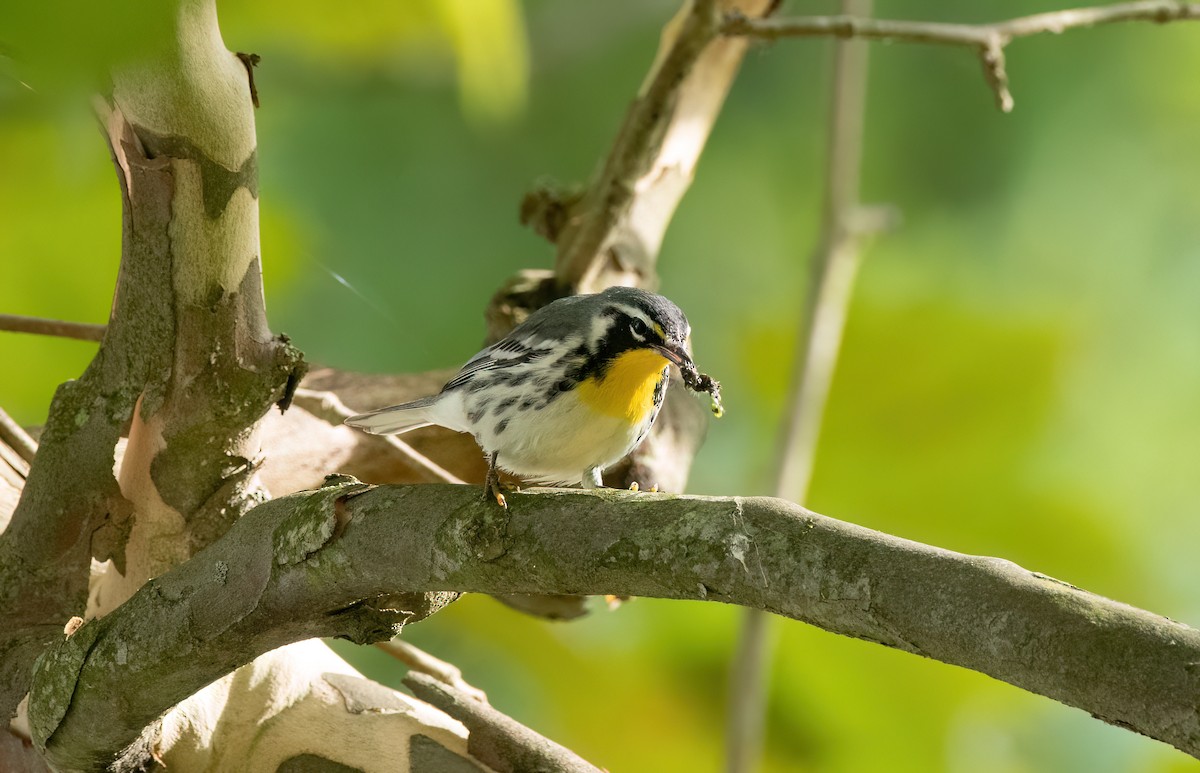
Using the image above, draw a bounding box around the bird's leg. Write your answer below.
[484,452,507,509]
[583,466,603,489]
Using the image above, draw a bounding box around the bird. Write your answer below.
[344,286,702,507]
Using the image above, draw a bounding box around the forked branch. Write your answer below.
[723,0,1200,111]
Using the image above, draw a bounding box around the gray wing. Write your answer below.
[440,337,555,392]
[440,296,593,393]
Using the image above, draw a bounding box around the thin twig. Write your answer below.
[375,639,488,703]
[0,314,106,342]
[724,0,1200,111]
[0,407,38,467]
[727,1,882,770]
[404,672,603,772]
[290,388,466,485]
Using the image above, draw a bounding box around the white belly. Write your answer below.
[426,367,664,486]
[475,389,655,485]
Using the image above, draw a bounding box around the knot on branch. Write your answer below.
[1154,1,1194,22]
[978,36,1014,113]
[483,269,564,343]
[273,333,308,413]
[519,181,584,244]
[271,476,372,566]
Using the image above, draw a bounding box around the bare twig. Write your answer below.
[723,0,1200,111]
[0,315,105,343]
[375,639,488,704]
[0,407,37,467]
[773,9,880,507]
[291,388,466,485]
[728,1,885,769]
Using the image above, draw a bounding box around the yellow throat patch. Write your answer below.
[577,349,667,423]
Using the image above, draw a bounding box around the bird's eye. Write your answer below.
[629,318,650,339]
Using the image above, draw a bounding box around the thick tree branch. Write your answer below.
[723,0,1200,111]
[84,0,306,615]
[0,108,175,723]
[27,482,1200,769]
[3,0,303,741]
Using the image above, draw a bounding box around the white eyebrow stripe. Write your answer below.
[611,304,657,327]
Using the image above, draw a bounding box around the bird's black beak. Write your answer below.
[652,343,694,371]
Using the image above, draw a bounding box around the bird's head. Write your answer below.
[589,286,694,374]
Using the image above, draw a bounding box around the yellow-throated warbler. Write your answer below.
[345,286,720,506]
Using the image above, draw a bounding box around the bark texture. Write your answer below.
[27,481,1200,768]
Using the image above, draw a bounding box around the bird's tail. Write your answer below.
[344,396,437,435]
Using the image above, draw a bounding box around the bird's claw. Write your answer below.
[484,451,508,509]
[483,480,508,510]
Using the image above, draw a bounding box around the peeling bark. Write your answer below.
[548,0,779,294]
[89,7,306,613]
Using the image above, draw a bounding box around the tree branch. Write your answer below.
[405,672,602,773]
[0,315,106,343]
[0,107,175,724]
[544,0,777,293]
[2,0,304,732]
[26,481,1200,769]
[723,0,1200,111]
[376,639,488,704]
[0,408,37,469]
[728,1,891,768]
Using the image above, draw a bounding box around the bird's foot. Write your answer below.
[483,479,508,509]
[484,451,509,509]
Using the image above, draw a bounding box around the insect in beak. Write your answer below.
[651,343,693,370]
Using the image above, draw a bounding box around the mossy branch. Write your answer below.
[27,480,1200,770]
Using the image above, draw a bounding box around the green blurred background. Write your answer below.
[3,0,1199,770]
